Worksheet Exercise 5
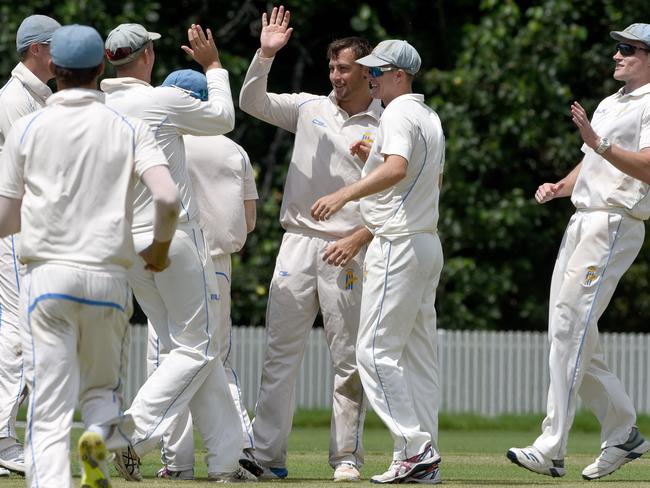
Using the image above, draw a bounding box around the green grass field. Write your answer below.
[6,411,650,487]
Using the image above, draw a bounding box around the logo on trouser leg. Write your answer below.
[344,269,357,290]
[583,266,599,286]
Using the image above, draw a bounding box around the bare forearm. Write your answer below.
[340,156,407,204]
[244,200,257,233]
[557,162,582,197]
[601,146,650,184]
[0,196,21,237]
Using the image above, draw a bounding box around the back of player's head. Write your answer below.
[326,37,372,61]
[51,24,105,87]
[162,69,208,101]
[16,14,61,54]
[105,23,161,66]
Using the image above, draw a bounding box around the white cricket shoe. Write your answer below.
[0,467,10,476]
[333,461,360,482]
[0,440,25,474]
[208,465,258,482]
[582,427,650,480]
[113,444,142,481]
[78,431,111,488]
[404,461,441,484]
[507,446,565,477]
[157,465,194,480]
[371,443,440,484]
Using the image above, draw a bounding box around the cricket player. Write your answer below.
[312,39,445,484]
[102,24,256,482]
[239,6,381,481]
[148,69,261,480]
[508,23,650,480]
[0,14,60,476]
[0,24,180,488]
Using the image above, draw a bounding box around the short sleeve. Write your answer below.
[132,119,168,177]
[243,154,258,200]
[639,100,650,150]
[378,108,414,163]
[0,123,26,199]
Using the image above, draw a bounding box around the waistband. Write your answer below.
[26,260,128,276]
[284,225,355,240]
[575,207,643,221]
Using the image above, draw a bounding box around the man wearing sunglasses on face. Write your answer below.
[312,39,445,484]
[507,23,650,481]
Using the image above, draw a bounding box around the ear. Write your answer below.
[97,61,105,78]
[48,59,55,72]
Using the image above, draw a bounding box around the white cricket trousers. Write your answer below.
[0,235,24,448]
[253,231,366,469]
[147,253,254,470]
[533,210,643,460]
[356,233,442,461]
[21,263,132,488]
[127,223,243,474]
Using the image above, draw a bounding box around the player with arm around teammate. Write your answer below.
[239,5,381,481]
[507,23,650,481]
[0,24,180,488]
[102,23,257,482]
[149,69,262,480]
[0,14,60,476]
[312,39,445,484]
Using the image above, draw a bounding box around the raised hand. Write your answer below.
[260,5,293,58]
[350,139,372,163]
[181,24,221,71]
[570,101,599,150]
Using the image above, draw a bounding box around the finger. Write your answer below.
[181,46,194,57]
[195,24,208,45]
[277,5,285,24]
[282,9,291,28]
[269,6,278,25]
[284,27,293,42]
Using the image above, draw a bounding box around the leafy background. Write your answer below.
[1,0,649,331]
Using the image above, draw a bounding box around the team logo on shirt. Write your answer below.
[361,131,374,144]
[312,118,326,127]
[583,266,599,286]
[344,269,358,290]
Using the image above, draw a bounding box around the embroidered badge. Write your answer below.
[583,266,599,286]
[344,268,358,290]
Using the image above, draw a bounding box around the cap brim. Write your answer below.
[355,53,391,68]
[610,30,647,45]
[148,32,161,41]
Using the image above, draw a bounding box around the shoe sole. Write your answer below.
[582,440,650,480]
[506,450,564,478]
[239,458,264,477]
[79,432,111,488]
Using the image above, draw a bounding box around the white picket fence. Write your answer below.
[124,327,650,415]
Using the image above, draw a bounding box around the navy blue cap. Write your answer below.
[50,25,104,69]
[16,15,61,53]
[162,69,208,101]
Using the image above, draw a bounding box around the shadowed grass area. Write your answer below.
[7,411,650,487]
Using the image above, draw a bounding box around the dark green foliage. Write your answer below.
[1,0,649,331]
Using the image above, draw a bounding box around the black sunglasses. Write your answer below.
[616,42,650,57]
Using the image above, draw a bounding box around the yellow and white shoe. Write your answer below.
[79,431,111,488]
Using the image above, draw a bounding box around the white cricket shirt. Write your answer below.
[240,51,382,238]
[101,68,235,234]
[0,63,52,154]
[572,83,650,219]
[0,89,167,267]
[184,134,258,257]
[361,93,445,238]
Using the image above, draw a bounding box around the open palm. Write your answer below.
[260,5,293,56]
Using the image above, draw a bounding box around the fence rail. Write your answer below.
[124,327,650,415]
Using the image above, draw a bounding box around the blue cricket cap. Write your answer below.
[16,15,61,53]
[162,69,208,101]
[50,25,105,69]
[611,23,650,48]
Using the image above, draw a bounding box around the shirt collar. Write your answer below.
[47,88,105,106]
[327,91,383,121]
[616,82,650,98]
[100,76,152,94]
[389,93,425,105]
[11,62,52,101]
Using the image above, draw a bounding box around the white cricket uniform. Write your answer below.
[0,88,165,488]
[147,134,259,470]
[102,70,245,474]
[532,84,650,460]
[0,63,51,449]
[240,50,382,469]
[356,93,445,461]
